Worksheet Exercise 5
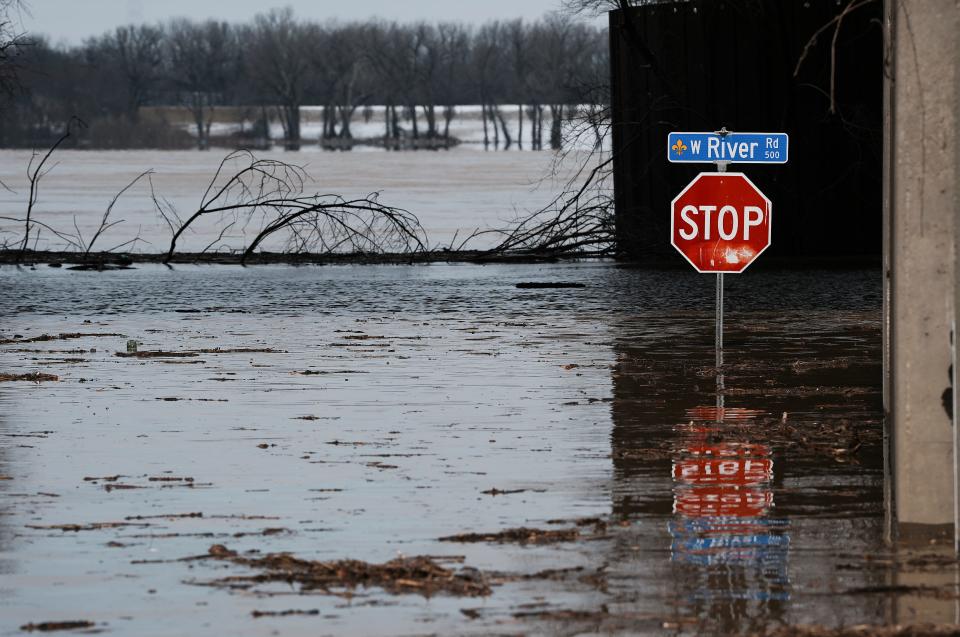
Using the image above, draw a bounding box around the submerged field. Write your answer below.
[1,262,942,636]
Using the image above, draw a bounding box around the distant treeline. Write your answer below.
[2,9,608,150]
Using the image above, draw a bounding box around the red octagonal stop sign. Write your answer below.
[671,172,771,273]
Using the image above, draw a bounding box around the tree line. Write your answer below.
[1,9,608,150]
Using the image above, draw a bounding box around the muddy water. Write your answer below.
[0,149,577,253]
[0,262,931,636]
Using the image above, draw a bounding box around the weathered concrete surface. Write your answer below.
[888,0,960,530]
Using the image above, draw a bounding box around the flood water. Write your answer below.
[0,262,946,635]
[0,149,577,253]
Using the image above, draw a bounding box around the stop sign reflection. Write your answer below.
[670,172,771,273]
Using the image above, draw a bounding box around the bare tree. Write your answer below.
[0,0,27,103]
[435,24,470,141]
[506,19,529,150]
[312,23,373,145]
[245,9,312,150]
[5,11,608,152]
[89,24,164,120]
[471,22,504,149]
[367,22,425,146]
[166,19,240,149]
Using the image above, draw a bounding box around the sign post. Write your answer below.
[715,160,726,416]
[667,128,787,412]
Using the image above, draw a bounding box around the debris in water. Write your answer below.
[103,483,146,492]
[115,351,199,358]
[26,521,148,532]
[0,373,59,382]
[125,512,202,520]
[0,332,122,345]
[438,527,579,544]
[759,625,960,637]
[515,282,586,289]
[20,620,96,632]
[200,544,492,597]
[251,609,320,618]
[195,347,286,353]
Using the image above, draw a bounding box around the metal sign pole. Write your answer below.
[716,271,725,415]
[668,126,785,419]
[715,159,728,416]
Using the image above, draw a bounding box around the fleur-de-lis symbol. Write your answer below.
[672,138,688,157]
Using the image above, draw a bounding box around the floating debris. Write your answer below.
[438,527,580,545]
[194,347,286,354]
[115,351,199,358]
[251,609,320,618]
[0,332,122,345]
[759,625,960,637]
[200,544,491,597]
[20,620,96,632]
[480,488,527,496]
[0,373,59,382]
[515,282,586,289]
[292,369,369,375]
[26,522,148,532]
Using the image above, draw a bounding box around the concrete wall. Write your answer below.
[888,0,960,533]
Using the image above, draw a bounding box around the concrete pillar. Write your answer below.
[886,0,960,538]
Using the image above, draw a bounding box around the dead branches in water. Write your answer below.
[200,544,491,597]
[467,104,615,259]
[163,150,426,264]
[17,117,84,261]
[1,118,151,262]
[78,170,152,256]
[484,154,614,257]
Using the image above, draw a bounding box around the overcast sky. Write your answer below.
[23,0,601,45]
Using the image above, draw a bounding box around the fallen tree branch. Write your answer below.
[82,170,153,257]
[164,150,426,263]
[19,116,86,261]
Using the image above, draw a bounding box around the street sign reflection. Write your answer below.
[670,406,790,602]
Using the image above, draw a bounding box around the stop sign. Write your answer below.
[671,172,771,273]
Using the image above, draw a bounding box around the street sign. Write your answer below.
[671,172,771,274]
[668,131,789,164]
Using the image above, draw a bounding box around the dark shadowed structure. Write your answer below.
[609,0,883,263]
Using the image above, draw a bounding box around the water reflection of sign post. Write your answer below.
[670,408,790,602]
[667,128,787,405]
